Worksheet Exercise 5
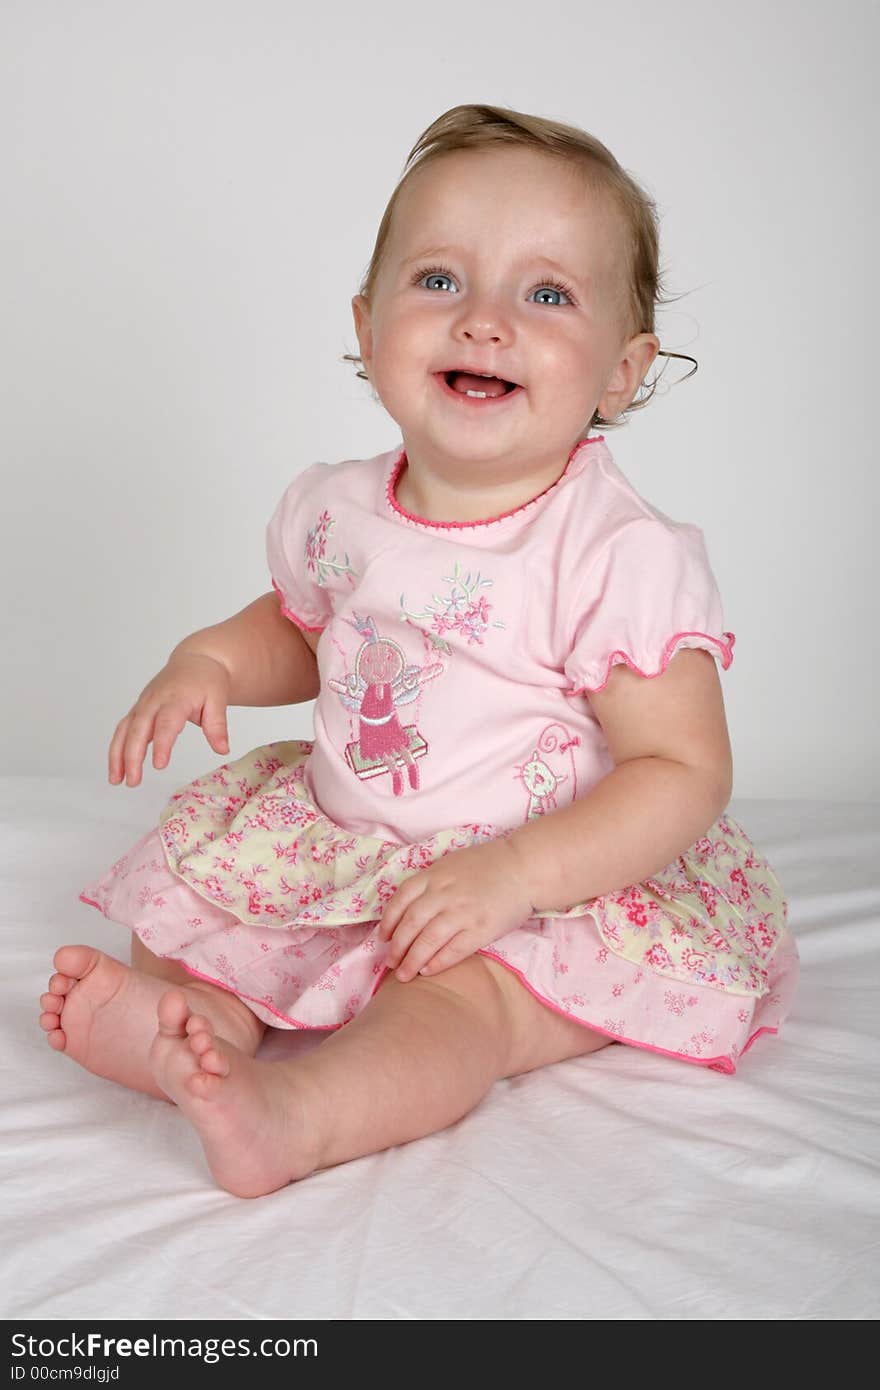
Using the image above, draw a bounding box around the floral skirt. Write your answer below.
[80,741,799,1074]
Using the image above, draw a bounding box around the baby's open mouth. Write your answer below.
[439,370,521,400]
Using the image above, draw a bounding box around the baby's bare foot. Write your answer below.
[149,991,318,1197]
[39,946,264,1099]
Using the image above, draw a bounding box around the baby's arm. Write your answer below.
[505,647,733,910]
[109,592,320,787]
[171,592,320,706]
[380,648,732,980]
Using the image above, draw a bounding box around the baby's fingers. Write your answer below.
[413,936,474,978]
[200,696,229,756]
[151,709,187,770]
[378,874,428,940]
[117,711,159,787]
[108,710,141,785]
[392,913,459,982]
[383,893,436,967]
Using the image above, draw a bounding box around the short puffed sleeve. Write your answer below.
[266,463,334,632]
[563,516,735,694]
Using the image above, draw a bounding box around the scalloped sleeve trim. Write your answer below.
[568,629,736,696]
[270,578,327,633]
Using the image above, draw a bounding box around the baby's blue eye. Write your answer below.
[530,285,570,306]
[420,271,458,293]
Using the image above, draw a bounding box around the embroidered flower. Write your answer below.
[304,509,357,585]
[401,562,505,647]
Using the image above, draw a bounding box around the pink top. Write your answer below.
[267,436,734,845]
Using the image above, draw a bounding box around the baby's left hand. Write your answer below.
[378,839,533,981]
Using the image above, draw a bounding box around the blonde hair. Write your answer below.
[342,103,695,430]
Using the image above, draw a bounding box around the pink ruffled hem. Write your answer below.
[270,577,326,632]
[570,630,736,695]
[80,828,799,1073]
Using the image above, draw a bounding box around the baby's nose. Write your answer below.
[456,297,511,343]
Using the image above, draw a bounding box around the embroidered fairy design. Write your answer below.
[328,615,443,796]
[514,722,581,820]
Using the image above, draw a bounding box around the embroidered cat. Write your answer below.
[514,723,581,820]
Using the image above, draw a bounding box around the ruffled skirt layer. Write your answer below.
[80,741,799,1073]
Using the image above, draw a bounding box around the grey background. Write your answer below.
[2,0,876,799]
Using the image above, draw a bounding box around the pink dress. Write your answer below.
[81,435,799,1073]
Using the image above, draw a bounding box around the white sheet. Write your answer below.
[3,780,878,1320]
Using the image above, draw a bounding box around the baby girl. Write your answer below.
[40,102,798,1197]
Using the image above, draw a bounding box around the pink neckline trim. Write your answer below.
[385,435,604,531]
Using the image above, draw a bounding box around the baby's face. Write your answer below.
[352,146,657,500]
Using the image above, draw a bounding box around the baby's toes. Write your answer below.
[39,1005,61,1032]
[39,1007,64,1044]
[155,988,191,1038]
[187,1024,214,1057]
[41,972,73,1013]
[39,978,71,1037]
[199,1045,229,1077]
[187,1023,230,1077]
[39,1003,67,1048]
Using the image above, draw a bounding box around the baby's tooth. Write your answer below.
[465,390,488,398]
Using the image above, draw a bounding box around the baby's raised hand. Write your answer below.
[108,652,232,788]
[378,839,533,982]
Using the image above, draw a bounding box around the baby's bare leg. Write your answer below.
[147,954,610,1197]
[300,955,611,1167]
[39,939,267,1099]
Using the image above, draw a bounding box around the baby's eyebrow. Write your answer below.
[403,247,589,290]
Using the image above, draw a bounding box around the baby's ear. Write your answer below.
[598,333,660,419]
[351,295,373,376]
